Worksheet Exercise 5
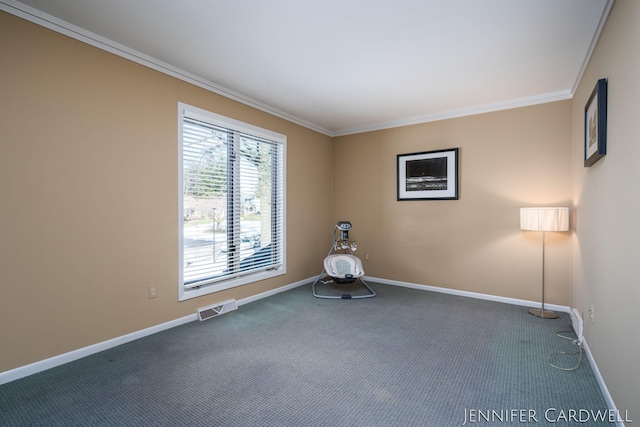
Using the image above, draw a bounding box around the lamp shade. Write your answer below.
[520,207,569,232]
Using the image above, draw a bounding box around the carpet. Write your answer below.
[0,283,612,426]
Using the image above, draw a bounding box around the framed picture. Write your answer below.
[584,78,607,167]
[397,148,459,200]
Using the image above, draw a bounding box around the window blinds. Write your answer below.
[181,114,284,293]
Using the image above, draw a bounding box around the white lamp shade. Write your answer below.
[520,207,569,232]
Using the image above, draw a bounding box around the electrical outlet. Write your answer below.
[365,253,369,261]
[148,286,157,299]
[589,304,595,323]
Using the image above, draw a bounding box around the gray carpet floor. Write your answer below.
[0,283,612,426]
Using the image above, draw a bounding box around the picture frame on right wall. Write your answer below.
[584,78,607,167]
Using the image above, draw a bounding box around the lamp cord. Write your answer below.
[547,322,583,371]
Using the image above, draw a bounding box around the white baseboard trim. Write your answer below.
[366,276,571,313]
[0,313,195,386]
[237,276,312,306]
[0,278,312,386]
[580,339,628,427]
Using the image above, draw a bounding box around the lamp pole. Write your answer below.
[529,230,559,319]
[520,207,568,319]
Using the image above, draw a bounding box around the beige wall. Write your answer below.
[333,102,573,304]
[570,0,640,418]
[0,12,333,372]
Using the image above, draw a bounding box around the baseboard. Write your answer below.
[0,313,196,386]
[237,276,312,306]
[366,276,571,313]
[580,338,628,426]
[0,277,312,386]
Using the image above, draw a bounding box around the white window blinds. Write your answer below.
[179,104,285,300]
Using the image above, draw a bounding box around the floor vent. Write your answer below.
[197,299,237,321]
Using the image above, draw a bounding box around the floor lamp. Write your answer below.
[520,207,569,319]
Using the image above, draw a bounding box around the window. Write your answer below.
[178,103,286,300]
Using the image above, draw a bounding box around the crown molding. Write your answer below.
[571,0,616,95]
[2,0,614,139]
[0,0,334,137]
[332,90,573,137]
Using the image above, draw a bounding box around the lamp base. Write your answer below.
[529,308,559,319]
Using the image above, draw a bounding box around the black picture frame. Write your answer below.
[584,78,607,167]
[397,148,459,200]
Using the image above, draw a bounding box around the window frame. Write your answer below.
[178,103,286,301]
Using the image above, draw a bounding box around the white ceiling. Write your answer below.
[4,0,612,136]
